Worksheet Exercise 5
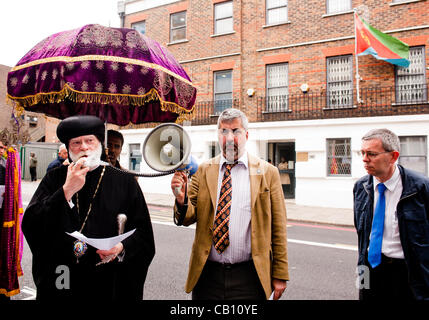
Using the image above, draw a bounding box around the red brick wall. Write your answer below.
[124,0,429,122]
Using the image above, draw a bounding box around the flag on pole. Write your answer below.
[355,12,410,68]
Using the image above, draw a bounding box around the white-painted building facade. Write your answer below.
[119,113,429,209]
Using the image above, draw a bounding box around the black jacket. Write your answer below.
[353,165,429,300]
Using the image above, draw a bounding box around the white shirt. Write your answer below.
[208,152,252,264]
[373,165,404,259]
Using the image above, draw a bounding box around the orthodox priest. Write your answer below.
[22,115,155,300]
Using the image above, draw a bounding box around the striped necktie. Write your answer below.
[368,183,387,268]
[213,162,237,254]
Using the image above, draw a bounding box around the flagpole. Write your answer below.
[354,9,362,104]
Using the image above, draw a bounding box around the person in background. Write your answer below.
[277,157,290,197]
[171,108,289,300]
[29,152,37,181]
[107,130,124,169]
[46,144,69,172]
[354,128,429,300]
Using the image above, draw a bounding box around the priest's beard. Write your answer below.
[69,143,102,171]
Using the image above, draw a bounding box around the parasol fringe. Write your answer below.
[7,85,195,120]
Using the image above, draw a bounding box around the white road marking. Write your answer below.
[288,239,357,251]
[151,221,357,251]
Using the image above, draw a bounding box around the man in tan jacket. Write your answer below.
[171,108,289,300]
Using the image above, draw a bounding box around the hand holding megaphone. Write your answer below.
[171,171,188,204]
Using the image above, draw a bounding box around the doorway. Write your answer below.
[268,142,296,199]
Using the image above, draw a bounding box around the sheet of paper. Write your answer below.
[269,291,274,300]
[66,229,136,250]
[0,185,5,209]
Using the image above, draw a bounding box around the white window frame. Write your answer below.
[266,63,289,112]
[170,11,187,43]
[326,55,353,109]
[326,138,352,176]
[395,46,427,104]
[399,136,427,176]
[131,21,146,35]
[129,143,142,171]
[214,70,233,115]
[214,1,234,35]
[326,0,351,14]
[266,0,288,25]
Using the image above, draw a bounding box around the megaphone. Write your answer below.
[143,123,198,195]
[102,123,197,189]
[143,123,197,174]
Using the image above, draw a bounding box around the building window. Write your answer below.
[129,143,142,171]
[214,70,233,115]
[26,115,38,128]
[327,138,351,176]
[266,63,289,112]
[170,11,186,42]
[266,0,288,25]
[395,46,427,104]
[399,136,427,175]
[214,1,233,35]
[327,55,353,108]
[132,21,146,35]
[326,0,351,14]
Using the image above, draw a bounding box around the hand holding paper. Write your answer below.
[66,229,135,250]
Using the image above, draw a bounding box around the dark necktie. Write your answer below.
[213,162,236,254]
[368,183,387,268]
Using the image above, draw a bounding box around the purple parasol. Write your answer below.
[6,24,197,125]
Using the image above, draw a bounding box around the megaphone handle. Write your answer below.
[174,186,181,196]
[174,183,188,226]
[174,169,189,196]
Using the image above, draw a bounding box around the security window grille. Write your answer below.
[327,0,351,14]
[170,11,186,42]
[395,46,427,104]
[327,55,353,108]
[327,138,351,176]
[266,0,288,25]
[132,21,146,35]
[266,63,289,112]
[214,1,233,34]
[399,136,427,175]
[214,70,233,115]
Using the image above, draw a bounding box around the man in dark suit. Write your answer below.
[354,128,429,300]
[46,144,68,172]
[171,108,289,300]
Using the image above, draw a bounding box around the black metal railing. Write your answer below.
[184,85,429,126]
[190,98,240,125]
[255,85,429,122]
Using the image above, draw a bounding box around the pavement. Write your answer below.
[21,179,354,227]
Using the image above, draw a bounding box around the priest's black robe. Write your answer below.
[22,165,155,300]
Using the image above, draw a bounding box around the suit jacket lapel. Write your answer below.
[206,155,220,209]
[248,153,263,209]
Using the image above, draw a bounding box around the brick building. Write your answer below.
[1,64,46,144]
[119,0,429,208]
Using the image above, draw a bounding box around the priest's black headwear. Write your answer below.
[57,115,105,147]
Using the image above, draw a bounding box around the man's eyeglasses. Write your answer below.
[358,150,392,159]
[219,128,245,137]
